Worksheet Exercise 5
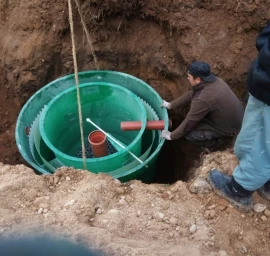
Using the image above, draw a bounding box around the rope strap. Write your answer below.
[67,0,87,170]
[74,0,99,70]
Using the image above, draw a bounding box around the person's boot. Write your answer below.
[207,169,254,212]
[257,180,270,200]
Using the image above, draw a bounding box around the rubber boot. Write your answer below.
[207,169,254,212]
[257,180,270,200]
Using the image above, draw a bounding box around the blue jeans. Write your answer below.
[233,95,270,191]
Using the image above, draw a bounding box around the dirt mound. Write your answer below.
[1,150,270,255]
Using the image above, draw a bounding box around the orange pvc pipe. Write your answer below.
[88,130,108,157]
[121,120,165,131]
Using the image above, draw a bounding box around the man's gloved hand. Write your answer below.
[161,130,172,140]
[160,100,171,109]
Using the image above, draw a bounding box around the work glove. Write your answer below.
[160,100,171,109]
[161,130,172,140]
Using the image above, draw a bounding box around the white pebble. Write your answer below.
[119,199,127,205]
[253,203,266,213]
[240,246,248,254]
[113,179,121,186]
[153,212,165,221]
[189,224,197,233]
[201,166,208,172]
[218,250,228,256]
[65,199,75,207]
[66,176,71,181]
[189,177,212,194]
[38,208,43,215]
[107,209,120,215]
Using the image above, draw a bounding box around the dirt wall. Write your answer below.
[0,0,269,164]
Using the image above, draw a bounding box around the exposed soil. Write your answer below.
[1,151,270,256]
[1,0,270,255]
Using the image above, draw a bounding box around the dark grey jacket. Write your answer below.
[170,77,244,140]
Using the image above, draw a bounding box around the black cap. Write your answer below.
[188,61,216,82]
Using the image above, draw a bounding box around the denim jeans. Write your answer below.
[233,94,270,191]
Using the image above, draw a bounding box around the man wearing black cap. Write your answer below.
[160,61,244,150]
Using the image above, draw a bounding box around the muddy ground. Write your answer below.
[1,0,270,255]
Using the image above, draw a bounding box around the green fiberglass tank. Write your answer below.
[15,71,169,182]
[39,82,147,173]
